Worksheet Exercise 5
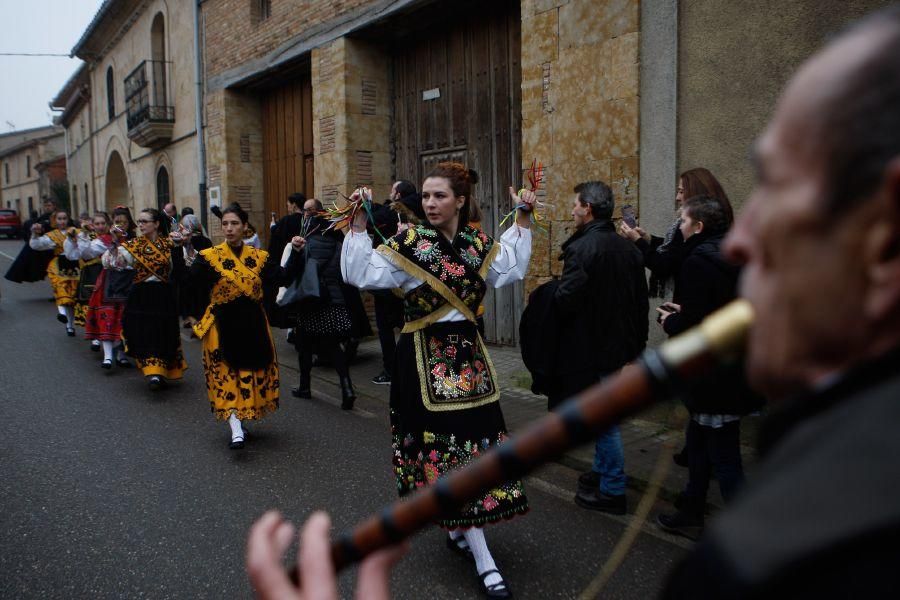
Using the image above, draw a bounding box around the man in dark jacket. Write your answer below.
[663,7,900,596]
[550,180,649,515]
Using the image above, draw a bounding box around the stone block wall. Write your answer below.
[203,0,373,81]
[204,89,265,240]
[520,0,640,297]
[311,37,392,206]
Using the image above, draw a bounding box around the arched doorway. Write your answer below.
[105,151,129,212]
[156,166,170,211]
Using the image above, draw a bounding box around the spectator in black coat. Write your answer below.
[290,198,357,410]
[550,181,649,516]
[655,195,760,540]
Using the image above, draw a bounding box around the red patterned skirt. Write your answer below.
[84,270,125,341]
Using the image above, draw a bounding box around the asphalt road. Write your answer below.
[0,239,686,599]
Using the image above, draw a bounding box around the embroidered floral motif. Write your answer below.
[222,258,236,271]
[122,236,174,283]
[423,333,494,400]
[243,256,257,268]
[383,225,495,325]
[390,420,529,528]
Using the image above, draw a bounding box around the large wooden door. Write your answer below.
[261,78,314,239]
[392,0,522,345]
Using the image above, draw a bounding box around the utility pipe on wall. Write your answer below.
[192,0,208,229]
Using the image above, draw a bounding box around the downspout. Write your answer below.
[192,0,208,229]
[87,85,98,213]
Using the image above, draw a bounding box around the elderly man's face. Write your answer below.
[724,31,887,398]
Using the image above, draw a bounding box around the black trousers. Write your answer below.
[372,291,401,372]
[295,334,349,381]
[684,419,744,507]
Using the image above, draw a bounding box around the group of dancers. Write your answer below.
[21,161,536,598]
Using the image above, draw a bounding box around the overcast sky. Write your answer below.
[0,0,104,133]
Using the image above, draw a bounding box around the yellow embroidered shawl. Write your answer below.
[193,242,269,339]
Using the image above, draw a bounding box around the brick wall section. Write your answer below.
[203,0,374,79]
[520,0,641,298]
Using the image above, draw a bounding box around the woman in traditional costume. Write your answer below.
[66,216,102,351]
[342,162,535,599]
[74,211,133,369]
[184,203,302,450]
[29,210,80,336]
[107,208,186,390]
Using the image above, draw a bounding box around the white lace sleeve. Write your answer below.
[341,231,413,290]
[29,235,56,251]
[63,237,81,260]
[486,225,532,288]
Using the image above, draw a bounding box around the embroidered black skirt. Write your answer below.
[390,320,529,529]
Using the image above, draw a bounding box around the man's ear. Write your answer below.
[695,220,705,234]
[864,157,900,322]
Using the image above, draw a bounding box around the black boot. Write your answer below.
[656,496,705,541]
[291,372,311,399]
[340,376,356,410]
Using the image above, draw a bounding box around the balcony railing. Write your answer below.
[125,60,174,147]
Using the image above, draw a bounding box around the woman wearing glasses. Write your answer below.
[106,207,187,390]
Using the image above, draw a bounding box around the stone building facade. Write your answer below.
[0,127,65,217]
[51,65,95,219]
[67,0,201,219]
[199,0,892,344]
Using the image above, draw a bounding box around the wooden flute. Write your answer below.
[291,299,753,580]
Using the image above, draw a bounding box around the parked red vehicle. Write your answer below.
[0,209,22,238]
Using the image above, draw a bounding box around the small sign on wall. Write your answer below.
[422,87,441,101]
[208,186,221,208]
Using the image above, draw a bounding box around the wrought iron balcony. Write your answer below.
[125,60,174,147]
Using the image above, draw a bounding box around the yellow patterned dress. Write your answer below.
[30,228,80,306]
[119,236,187,379]
[190,242,283,421]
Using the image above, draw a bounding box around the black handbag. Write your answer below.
[104,269,136,301]
[77,263,103,302]
[277,251,320,307]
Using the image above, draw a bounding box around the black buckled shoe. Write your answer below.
[101,359,113,370]
[478,569,512,599]
[229,435,245,450]
[445,536,475,563]
[57,314,68,324]
[148,375,163,391]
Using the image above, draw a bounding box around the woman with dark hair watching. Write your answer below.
[620,167,733,298]
[28,210,80,336]
[107,207,186,389]
[342,162,535,598]
[182,203,303,450]
[654,195,759,540]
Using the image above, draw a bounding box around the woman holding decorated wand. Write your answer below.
[341,162,535,599]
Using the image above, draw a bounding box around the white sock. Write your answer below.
[92,339,101,348]
[64,305,74,327]
[462,528,502,587]
[101,341,115,361]
[57,305,67,317]
[228,413,244,440]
